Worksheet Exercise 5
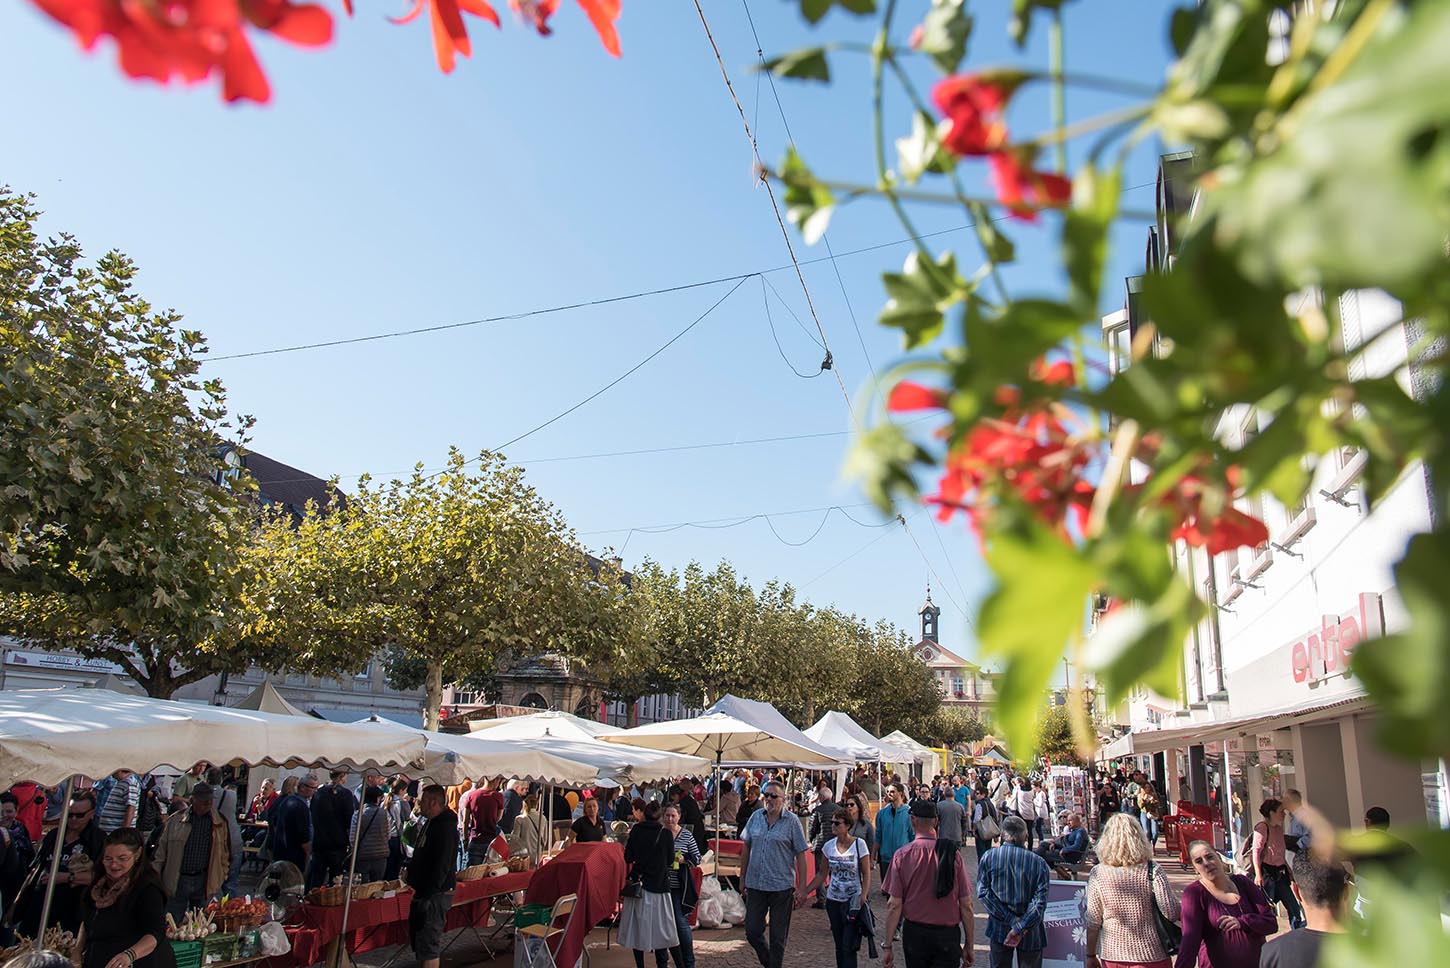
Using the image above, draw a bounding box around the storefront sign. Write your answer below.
[4,649,123,674]
[1043,880,1087,967]
[1289,593,1382,685]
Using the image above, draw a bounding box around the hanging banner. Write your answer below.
[1043,879,1088,967]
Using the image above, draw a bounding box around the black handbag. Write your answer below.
[1147,861,1182,956]
[621,828,665,901]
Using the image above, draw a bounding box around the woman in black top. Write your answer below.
[77,829,174,968]
[569,797,608,844]
[619,802,678,968]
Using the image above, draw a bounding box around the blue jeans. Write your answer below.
[825,899,861,968]
[669,888,694,968]
[1261,863,1306,929]
[1140,814,1158,846]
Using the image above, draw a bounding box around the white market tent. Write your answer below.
[704,695,853,766]
[468,709,618,741]
[350,716,609,788]
[880,728,938,775]
[231,678,308,716]
[0,688,428,786]
[804,711,918,765]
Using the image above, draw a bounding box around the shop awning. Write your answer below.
[1109,695,1372,756]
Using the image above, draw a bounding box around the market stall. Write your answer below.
[523,842,627,968]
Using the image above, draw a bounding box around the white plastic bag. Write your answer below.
[257,921,292,957]
[699,875,723,899]
[717,887,746,925]
[695,896,725,929]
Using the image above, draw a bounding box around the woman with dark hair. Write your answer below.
[76,829,174,968]
[801,808,872,968]
[619,802,678,968]
[970,783,999,861]
[1175,840,1275,968]
[1250,799,1305,929]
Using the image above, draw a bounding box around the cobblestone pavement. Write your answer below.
[355,843,1289,968]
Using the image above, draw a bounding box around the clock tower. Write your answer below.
[918,584,941,645]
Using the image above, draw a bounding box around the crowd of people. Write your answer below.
[0,761,1406,968]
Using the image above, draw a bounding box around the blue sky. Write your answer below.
[2,0,1174,670]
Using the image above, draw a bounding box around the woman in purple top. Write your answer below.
[1174,840,1277,968]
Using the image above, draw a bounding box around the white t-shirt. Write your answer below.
[823,837,870,902]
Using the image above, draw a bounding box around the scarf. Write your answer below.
[90,868,137,910]
[933,837,959,899]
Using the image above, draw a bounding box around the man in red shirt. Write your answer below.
[459,777,504,863]
[881,799,975,968]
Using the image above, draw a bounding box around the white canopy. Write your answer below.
[880,729,937,765]
[350,717,608,788]
[0,688,428,785]
[468,710,618,741]
[702,695,851,765]
[804,711,918,764]
[605,709,841,766]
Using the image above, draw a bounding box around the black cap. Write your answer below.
[909,798,938,820]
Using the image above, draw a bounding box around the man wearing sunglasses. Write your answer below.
[15,790,104,937]
[739,781,808,968]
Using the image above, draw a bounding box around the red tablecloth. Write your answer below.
[276,871,534,966]
[525,843,626,968]
[711,838,816,882]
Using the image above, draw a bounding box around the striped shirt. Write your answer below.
[668,827,701,890]
[97,774,139,832]
[976,842,1050,949]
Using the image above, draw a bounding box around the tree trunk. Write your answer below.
[628,701,639,728]
[424,659,444,731]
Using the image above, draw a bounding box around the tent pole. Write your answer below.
[36,780,74,939]
[333,798,364,968]
[714,750,722,861]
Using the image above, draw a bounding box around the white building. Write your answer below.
[1098,154,1448,845]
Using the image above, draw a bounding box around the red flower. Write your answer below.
[509,0,621,55]
[887,381,949,413]
[989,151,1072,222]
[30,0,332,103]
[932,73,1014,156]
[391,0,500,74]
[1172,505,1269,556]
[1030,357,1075,387]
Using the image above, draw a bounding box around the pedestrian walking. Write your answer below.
[1084,814,1181,968]
[971,784,1001,862]
[801,808,873,968]
[1174,840,1275,968]
[620,801,679,968]
[739,780,808,968]
[1009,779,1036,850]
[662,803,700,968]
[1032,783,1050,846]
[844,796,875,855]
[405,785,458,968]
[1138,784,1164,850]
[976,816,1048,968]
[350,786,392,883]
[935,787,967,846]
[807,783,838,907]
[879,799,975,968]
[875,785,912,894]
[1250,799,1305,930]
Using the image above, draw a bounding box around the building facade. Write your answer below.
[1098,153,1449,844]
[912,589,996,717]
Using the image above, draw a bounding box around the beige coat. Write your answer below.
[154,807,231,898]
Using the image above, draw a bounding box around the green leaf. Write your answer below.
[846,422,934,514]
[778,146,835,245]
[916,0,973,74]
[1008,0,1066,47]
[965,199,1015,265]
[1061,162,1123,316]
[895,112,955,186]
[978,516,1097,760]
[879,249,969,349]
[1352,526,1450,759]
[759,47,831,83]
[963,298,1082,377]
[796,0,876,25]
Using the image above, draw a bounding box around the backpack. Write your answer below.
[1236,822,1262,874]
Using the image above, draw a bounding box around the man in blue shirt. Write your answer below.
[977,816,1049,968]
[739,780,807,968]
[874,784,912,893]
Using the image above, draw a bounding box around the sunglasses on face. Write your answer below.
[762,793,781,800]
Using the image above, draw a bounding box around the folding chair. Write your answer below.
[516,893,582,968]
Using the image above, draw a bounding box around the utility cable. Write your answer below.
[579,501,885,538]
[761,276,827,378]
[489,276,749,455]
[901,514,978,631]
[739,0,885,401]
[692,0,855,425]
[761,273,824,348]
[204,185,1153,365]
[802,510,913,588]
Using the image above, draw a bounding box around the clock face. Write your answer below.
[918,646,936,661]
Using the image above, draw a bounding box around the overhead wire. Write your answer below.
[802,510,915,588]
[691,0,855,425]
[739,0,885,400]
[900,513,978,632]
[202,184,1153,365]
[760,276,826,378]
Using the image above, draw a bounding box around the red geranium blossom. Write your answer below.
[989,150,1072,222]
[886,381,949,413]
[30,0,332,103]
[1160,472,1270,555]
[509,0,620,54]
[931,73,1016,156]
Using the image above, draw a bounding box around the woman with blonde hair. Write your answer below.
[1085,813,1181,968]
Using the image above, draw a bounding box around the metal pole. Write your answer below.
[36,782,74,939]
[714,751,722,861]
[332,795,364,968]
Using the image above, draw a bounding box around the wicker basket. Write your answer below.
[218,912,263,935]
[309,885,349,907]
[351,881,384,901]
[506,855,532,873]
[456,863,491,882]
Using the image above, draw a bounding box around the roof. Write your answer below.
[308,706,424,730]
[914,640,981,671]
[238,449,339,518]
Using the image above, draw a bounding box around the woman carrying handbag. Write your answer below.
[620,801,679,968]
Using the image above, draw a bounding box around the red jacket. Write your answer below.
[8,782,46,843]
